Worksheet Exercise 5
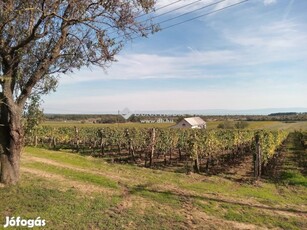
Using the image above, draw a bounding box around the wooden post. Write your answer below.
[149,128,155,167]
[125,129,135,162]
[74,126,79,152]
[194,155,200,173]
[99,129,105,156]
[254,133,262,180]
[52,137,56,149]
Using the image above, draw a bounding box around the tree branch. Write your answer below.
[16,11,71,107]
[10,14,45,55]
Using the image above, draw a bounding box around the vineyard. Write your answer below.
[26,126,288,178]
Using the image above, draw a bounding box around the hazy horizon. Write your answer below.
[44,107,307,116]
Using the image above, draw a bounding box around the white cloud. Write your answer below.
[60,19,307,84]
[58,17,307,86]
[59,18,307,85]
[43,86,307,113]
[59,50,241,84]
[263,0,277,6]
[224,20,307,64]
[214,0,245,11]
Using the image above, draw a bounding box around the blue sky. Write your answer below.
[42,0,307,114]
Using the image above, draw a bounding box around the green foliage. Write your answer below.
[217,120,235,129]
[26,126,287,168]
[127,114,141,122]
[235,121,249,129]
[280,171,307,187]
[218,121,249,129]
[23,95,44,136]
[254,130,288,165]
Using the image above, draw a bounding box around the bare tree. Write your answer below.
[0,0,157,185]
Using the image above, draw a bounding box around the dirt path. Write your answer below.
[21,167,119,195]
[22,154,139,184]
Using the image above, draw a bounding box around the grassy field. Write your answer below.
[1,134,306,229]
[44,120,307,131]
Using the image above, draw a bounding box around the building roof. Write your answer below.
[184,117,205,126]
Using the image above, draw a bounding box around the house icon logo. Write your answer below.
[120,108,133,120]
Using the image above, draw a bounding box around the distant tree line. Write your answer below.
[45,114,126,123]
[44,112,307,124]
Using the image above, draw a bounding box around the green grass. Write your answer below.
[0,174,121,229]
[23,161,119,189]
[278,132,307,187]
[195,199,305,230]
[0,174,186,229]
[280,171,307,187]
[130,186,182,208]
[180,177,307,206]
[24,147,186,186]
[244,121,307,131]
[1,144,306,229]
[24,147,307,205]
[25,147,112,171]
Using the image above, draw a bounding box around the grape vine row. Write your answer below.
[26,126,288,176]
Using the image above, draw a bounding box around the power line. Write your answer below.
[108,0,186,36]
[137,0,227,28]
[150,0,206,20]
[108,0,208,37]
[114,0,228,40]
[130,0,249,40]
[162,0,249,30]
[157,0,227,25]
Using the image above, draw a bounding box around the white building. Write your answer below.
[172,117,206,129]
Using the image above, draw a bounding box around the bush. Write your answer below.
[217,121,234,129]
[235,121,249,129]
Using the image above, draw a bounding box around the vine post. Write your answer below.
[149,128,156,167]
[74,126,80,153]
[254,133,262,180]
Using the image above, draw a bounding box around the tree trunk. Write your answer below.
[0,103,23,185]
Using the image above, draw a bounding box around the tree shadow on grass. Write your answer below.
[129,184,307,215]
